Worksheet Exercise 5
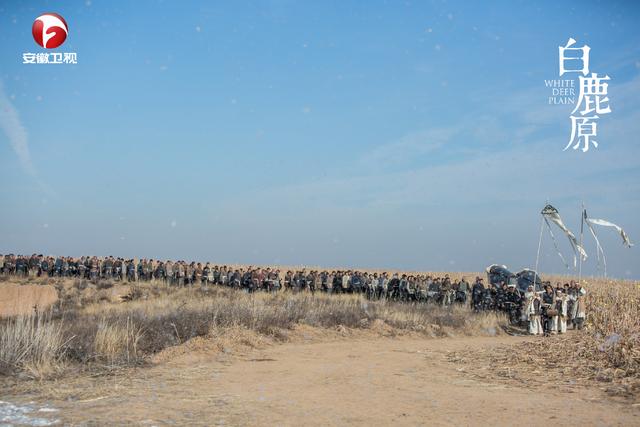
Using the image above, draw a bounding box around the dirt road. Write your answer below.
[8,334,639,426]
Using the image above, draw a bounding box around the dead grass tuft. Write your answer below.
[93,317,144,364]
[0,314,67,378]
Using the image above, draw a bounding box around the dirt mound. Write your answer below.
[152,324,400,365]
[0,283,59,318]
[152,327,271,365]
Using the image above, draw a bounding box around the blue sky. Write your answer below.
[1,0,639,278]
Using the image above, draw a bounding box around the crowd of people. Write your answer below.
[0,253,586,336]
[523,282,587,336]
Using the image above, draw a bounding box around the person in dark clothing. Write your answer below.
[504,285,522,324]
[541,284,556,336]
[471,277,484,311]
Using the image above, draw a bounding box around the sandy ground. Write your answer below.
[4,333,638,426]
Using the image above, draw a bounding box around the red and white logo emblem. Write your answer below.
[32,13,68,49]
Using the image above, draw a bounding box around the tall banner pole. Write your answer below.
[534,214,545,280]
[578,202,585,283]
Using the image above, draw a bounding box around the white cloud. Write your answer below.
[0,82,36,177]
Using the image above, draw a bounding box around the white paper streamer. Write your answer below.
[586,217,634,247]
[543,217,569,268]
[541,204,588,268]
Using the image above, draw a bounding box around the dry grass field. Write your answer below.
[0,273,638,383]
[448,275,640,402]
[0,272,638,425]
[540,275,639,380]
[0,275,504,379]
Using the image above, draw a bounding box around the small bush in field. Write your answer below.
[0,314,67,378]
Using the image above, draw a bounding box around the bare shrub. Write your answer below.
[0,314,66,378]
[93,317,144,364]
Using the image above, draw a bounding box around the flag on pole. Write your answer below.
[582,210,633,277]
[585,215,633,247]
[541,204,588,268]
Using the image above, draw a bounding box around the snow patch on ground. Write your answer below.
[0,400,59,426]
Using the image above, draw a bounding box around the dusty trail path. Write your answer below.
[8,334,639,426]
